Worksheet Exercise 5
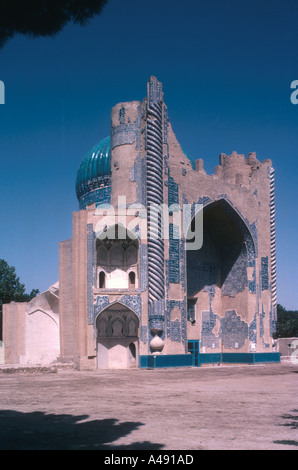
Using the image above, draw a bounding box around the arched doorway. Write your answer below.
[186,198,256,351]
[96,303,139,369]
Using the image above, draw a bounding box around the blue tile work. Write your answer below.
[201,284,220,349]
[249,313,257,343]
[170,319,181,342]
[187,257,218,298]
[119,106,125,124]
[180,237,186,291]
[148,305,165,330]
[163,104,168,145]
[132,152,147,205]
[94,295,110,319]
[201,309,220,349]
[94,294,147,343]
[119,294,142,319]
[222,244,248,297]
[165,259,170,295]
[140,244,148,292]
[169,223,180,284]
[111,123,137,149]
[87,224,95,325]
[164,267,187,350]
[257,269,263,341]
[248,221,258,259]
[261,256,269,290]
[135,104,142,151]
[93,295,142,322]
[76,137,111,203]
[180,298,187,348]
[148,76,163,106]
[148,295,165,349]
[168,176,179,206]
[79,185,111,210]
[129,162,136,182]
[196,196,211,207]
[221,310,249,349]
[165,260,171,342]
[202,264,218,289]
[249,259,256,293]
[166,300,180,338]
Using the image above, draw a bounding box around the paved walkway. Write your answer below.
[0,362,297,450]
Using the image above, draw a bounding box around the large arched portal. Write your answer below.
[186,199,256,351]
[96,303,139,369]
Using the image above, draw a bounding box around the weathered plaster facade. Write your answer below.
[2,77,279,369]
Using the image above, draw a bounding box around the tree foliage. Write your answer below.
[0,0,108,48]
[0,259,39,339]
[274,304,298,339]
[0,259,39,304]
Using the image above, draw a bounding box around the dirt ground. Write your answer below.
[0,361,297,450]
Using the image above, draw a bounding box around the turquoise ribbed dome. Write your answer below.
[76,136,111,200]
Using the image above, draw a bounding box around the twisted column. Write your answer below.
[146,77,165,352]
[147,101,164,302]
[269,167,277,308]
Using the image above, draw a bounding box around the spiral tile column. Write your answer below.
[269,167,277,309]
[146,77,165,353]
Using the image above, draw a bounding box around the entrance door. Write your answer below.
[188,340,199,367]
[96,303,139,369]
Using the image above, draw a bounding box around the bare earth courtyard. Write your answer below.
[0,362,297,451]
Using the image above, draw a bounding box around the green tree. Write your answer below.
[0,259,39,339]
[0,0,108,48]
[274,304,298,339]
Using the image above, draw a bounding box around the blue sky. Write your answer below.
[0,0,297,309]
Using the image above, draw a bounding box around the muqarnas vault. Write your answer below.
[3,76,279,369]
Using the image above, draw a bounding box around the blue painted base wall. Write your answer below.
[139,352,280,369]
[139,354,193,369]
[199,352,280,365]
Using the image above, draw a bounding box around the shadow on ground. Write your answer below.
[0,410,164,450]
[273,409,298,448]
